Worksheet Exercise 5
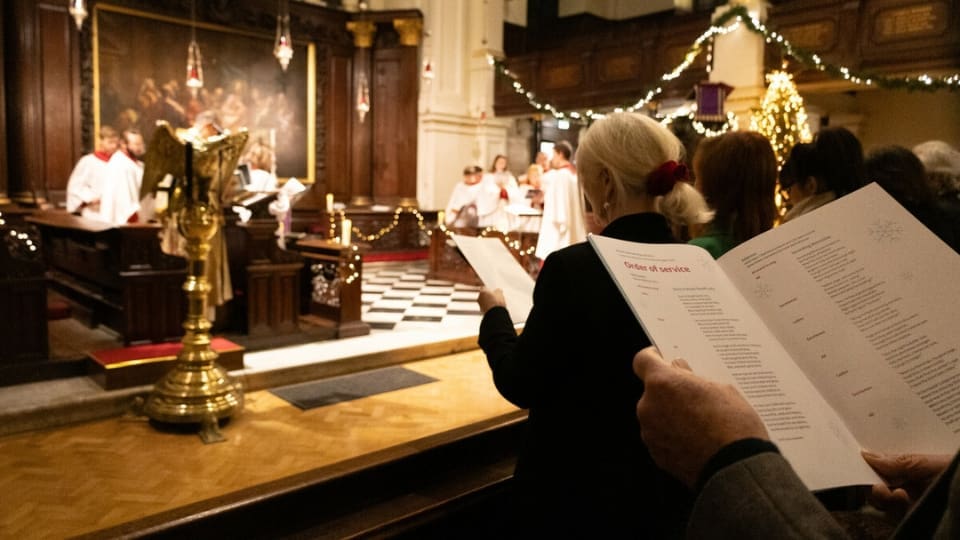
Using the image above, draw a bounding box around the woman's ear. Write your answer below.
[600,168,616,201]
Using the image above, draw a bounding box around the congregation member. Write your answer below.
[476,154,522,231]
[98,128,148,225]
[243,141,279,192]
[631,346,959,539]
[534,141,586,259]
[864,146,960,253]
[781,127,864,223]
[65,125,120,219]
[476,112,711,537]
[913,140,960,214]
[689,131,777,258]
[444,165,484,228]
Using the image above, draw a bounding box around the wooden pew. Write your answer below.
[28,212,187,345]
[222,214,304,338]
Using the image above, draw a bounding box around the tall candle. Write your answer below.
[437,210,445,226]
[325,193,334,213]
[341,218,352,245]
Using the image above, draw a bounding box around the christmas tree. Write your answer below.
[750,70,812,166]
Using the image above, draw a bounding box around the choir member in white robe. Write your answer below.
[444,165,485,227]
[65,125,119,219]
[535,141,587,259]
[476,155,524,231]
[98,129,147,225]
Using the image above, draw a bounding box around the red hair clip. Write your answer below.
[647,160,688,196]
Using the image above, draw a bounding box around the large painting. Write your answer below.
[94,4,315,182]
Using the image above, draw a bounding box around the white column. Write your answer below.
[710,0,767,128]
[412,0,509,210]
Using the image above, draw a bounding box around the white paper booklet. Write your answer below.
[452,234,535,323]
[589,183,960,491]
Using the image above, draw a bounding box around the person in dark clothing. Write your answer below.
[476,112,712,538]
[865,145,960,253]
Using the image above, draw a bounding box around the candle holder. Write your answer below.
[140,122,249,442]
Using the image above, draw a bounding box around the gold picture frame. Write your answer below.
[93,4,316,183]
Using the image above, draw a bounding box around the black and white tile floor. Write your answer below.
[361,261,484,332]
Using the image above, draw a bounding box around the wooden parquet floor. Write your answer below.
[0,350,518,539]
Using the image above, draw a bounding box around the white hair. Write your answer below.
[576,112,711,227]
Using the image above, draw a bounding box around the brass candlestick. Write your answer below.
[141,122,248,442]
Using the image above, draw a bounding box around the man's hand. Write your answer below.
[862,451,952,518]
[477,288,507,314]
[633,346,769,488]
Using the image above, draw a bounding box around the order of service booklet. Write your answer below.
[589,183,960,491]
[452,234,535,324]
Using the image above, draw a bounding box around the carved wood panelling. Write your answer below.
[859,0,959,72]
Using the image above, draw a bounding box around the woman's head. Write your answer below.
[245,142,274,171]
[812,127,864,197]
[491,154,508,173]
[693,131,777,243]
[865,146,934,207]
[525,164,543,188]
[779,142,817,203]
[576,112,711,228]
[913,140,960,196]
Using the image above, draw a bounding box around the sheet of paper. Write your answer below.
[719,183,960,456]
[452,234,535,323]
[589,235,880,490]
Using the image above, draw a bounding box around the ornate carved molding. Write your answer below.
[392,18,422,47]
[346,20,376,48]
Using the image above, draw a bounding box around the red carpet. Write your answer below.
[362,249,429,263]
[88,338,245,390]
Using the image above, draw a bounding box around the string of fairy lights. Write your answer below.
[488,4,960,132]
[324,206,537,259]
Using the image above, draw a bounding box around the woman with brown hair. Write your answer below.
[690,131,778,258]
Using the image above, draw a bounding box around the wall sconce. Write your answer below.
[356,73,370,123]
[68,0,88,30]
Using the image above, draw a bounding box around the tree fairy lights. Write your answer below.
[750,70,813,166]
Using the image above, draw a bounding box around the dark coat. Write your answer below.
[478,213,692,538]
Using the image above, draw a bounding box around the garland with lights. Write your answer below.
[489,5,960,125]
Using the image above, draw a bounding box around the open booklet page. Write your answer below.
[590,183,960,490]
[718,183,960,457]
[452,234,534,323]
[589,235,880,491]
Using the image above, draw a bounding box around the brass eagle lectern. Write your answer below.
[141,122,248,442]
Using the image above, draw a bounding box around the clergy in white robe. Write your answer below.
[98,129,146,225]
[65,126,119,219]
[535,142,586,259]
[444,166,485,227]
[476,171,523,230]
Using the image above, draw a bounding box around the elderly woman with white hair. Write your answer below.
[475,112,711,537]
[913,140,960,200]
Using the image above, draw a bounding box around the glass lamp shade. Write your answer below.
[186,40,204,93]
[274,15,294,71]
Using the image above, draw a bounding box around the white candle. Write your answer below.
[325,193,334,213]
[437,210,445,226]
[341,218,352,245]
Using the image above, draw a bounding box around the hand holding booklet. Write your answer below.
[590,184,960,491]
[452,234,535,323]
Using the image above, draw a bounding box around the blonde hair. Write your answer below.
[576,112,711,228]
[245,142,274,171]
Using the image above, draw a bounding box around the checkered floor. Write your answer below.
[361,260,484,332]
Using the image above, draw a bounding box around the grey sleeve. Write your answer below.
[687,452,850,540]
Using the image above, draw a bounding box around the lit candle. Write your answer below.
[437,210,445,226]
[325,193,334,213]
[341,218,352,245]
